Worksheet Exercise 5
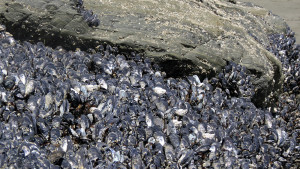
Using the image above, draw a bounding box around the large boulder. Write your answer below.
[0,0,288,106]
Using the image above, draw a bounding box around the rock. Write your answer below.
[0,0,288,106]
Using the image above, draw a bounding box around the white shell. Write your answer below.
[175,109,188,116]
[85,84,100,92]
[153,86,166,95]
[25,80,35,96]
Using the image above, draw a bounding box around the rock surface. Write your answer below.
[0,0,289,106]
[239,0,300,41]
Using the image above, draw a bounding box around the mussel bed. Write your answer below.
[0,23,299,168]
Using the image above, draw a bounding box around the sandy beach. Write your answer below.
[239,0,300,42]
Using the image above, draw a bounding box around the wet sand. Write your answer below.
[239,0,300,42]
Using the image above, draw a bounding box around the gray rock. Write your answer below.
[0,0,288,106]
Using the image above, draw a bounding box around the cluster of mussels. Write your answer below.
[267,28,300,95]
[0,23,299,168]
[210,61,255,99]
[72,0,100,27]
